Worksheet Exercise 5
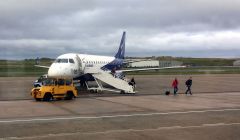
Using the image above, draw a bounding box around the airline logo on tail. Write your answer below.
[115,31,126,59]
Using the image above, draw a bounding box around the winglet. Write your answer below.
[115,31,126,59]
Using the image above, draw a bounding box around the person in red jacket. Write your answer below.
[172,78,179,95]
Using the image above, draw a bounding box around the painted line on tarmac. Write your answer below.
[3,122,240,139]
[0,108,240,123]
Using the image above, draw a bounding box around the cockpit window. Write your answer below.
[54,59,68,63]
[69,59,75,63]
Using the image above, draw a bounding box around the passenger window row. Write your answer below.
[85,61,110,64]
[54,58,112,65]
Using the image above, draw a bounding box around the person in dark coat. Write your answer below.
[185,77,192,95]
[111,67,116,77]
[129,77,136,90]
[172,78,179,95]
[129,77,136,85]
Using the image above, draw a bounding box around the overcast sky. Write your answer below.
[1,0,240,59]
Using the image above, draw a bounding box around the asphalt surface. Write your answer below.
[1,74,240,100]
[0,75,240,140]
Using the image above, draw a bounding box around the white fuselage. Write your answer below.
[48,53,115,78]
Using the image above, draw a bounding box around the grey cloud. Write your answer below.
[0,0,240,59]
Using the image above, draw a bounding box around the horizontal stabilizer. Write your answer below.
[34,65,50,69]
[123,59,153,64]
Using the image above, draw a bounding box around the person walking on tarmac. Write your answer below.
[172,78,179,95]
[185,77,193,95]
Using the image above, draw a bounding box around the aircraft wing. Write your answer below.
[123,59,152,64]
[118,65,186,72]
[34,65,50,69]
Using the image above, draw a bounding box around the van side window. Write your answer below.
[58,79,65,86]
[66,80,72,85]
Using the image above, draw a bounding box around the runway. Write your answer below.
[1,92,240,140]
[0,75,240,139]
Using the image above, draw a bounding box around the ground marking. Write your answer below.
[0,108,240,123]
[3,122,240,140]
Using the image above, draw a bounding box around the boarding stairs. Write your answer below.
[84,67,135,94]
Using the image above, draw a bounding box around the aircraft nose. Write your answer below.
[48,64,72,78]
[48,65,59,77]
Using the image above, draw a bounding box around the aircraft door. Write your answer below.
[75,55,83,75]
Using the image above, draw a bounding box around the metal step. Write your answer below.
[92,70,135,93]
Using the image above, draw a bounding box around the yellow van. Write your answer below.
[31,78,78,101]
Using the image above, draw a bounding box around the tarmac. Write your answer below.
[0,74,240,140]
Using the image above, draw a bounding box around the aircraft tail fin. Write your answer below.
[114,31,126,59]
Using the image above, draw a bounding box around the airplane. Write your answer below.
[35,32,185,93]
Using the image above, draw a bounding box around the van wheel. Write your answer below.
[43,93,52,101]
[35,98,41,101]
[65,92,73,100]
[56,98,62,100]
[120,90,125,94]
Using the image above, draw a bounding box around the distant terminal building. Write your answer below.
[159,61,183,68]
[127,60,183,68]
[233,60,240,66]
